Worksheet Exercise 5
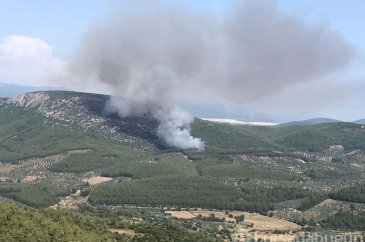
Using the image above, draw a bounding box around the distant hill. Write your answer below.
[200,118,278,126]
[354,119,365,125]
[0,82,65,97]
[179,100,277,122]
[279,118,340,127]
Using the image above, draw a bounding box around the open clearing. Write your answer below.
[166,210,300,231]
[82,176,113,185]
[166,211,196,219]
[22,175,39,182]
[244,213,300,231]
[252,233,298,242]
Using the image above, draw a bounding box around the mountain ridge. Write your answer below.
[278,117,341,127]
[0,82,65,98]
[354,119,365,125]
[4,90,365,153]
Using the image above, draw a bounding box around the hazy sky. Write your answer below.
[0,0,364,121]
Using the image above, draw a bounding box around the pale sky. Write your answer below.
[0,0,364,121]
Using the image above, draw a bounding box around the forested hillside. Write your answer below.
[0,201,218,242]
[0,201,113,242]
[0,91,365,234]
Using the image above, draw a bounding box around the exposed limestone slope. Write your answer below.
[5,91,159,151]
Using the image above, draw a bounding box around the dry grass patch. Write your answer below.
[244,213,301,231]
[167,209,301,232]
[22,175,39,182]
[82,176,113,186]
[166,211,197,219]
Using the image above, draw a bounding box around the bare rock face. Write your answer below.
[7,92,84,121]
[7,92,50,108]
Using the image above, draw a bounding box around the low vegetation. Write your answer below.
[329,183,365,203]
[321,212,365,230]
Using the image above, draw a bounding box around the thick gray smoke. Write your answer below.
[63,0,353,150]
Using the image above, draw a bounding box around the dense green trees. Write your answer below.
[234,214,245,223]
[0,201,114,242]
[89,176,242,209]
[192,120,365,153]
[329,183,365,203]
[89,175,314,213]
[321,212,365,230]
[0,183,68,208]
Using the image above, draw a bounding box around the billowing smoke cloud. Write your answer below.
[61,0,354,150]
[0,35,64,87]
[106,65,205,150]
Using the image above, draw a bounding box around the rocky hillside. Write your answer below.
[4,91,161,150]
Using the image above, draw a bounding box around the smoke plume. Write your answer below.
[62,0,353,150]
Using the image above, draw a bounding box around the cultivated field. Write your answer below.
[166,209,301,231]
